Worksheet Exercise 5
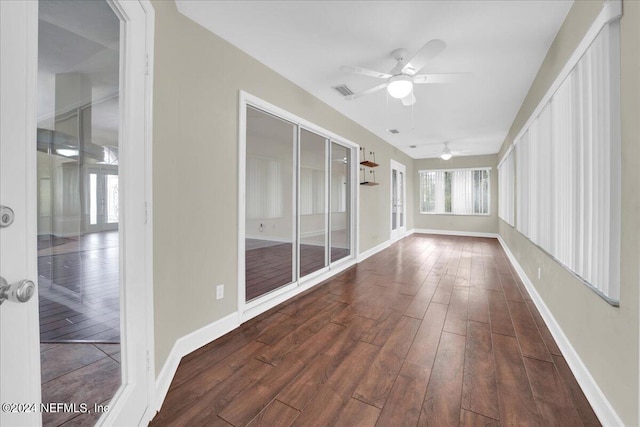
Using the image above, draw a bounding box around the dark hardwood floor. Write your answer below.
[246,240,349,301]
[40,343,121,427]
[153,234,600,427]
[38,231,120,343]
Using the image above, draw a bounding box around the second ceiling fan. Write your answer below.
[341,39,463,106]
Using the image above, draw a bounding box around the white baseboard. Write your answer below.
[497,235,624,427]
[413,228,498,239]
[154,312,239,413]
[357,239,391,262]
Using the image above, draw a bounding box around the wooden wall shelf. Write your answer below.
[360,160,379,168]
[360,181,380,186]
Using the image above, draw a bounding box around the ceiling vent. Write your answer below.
[332,84,354,97]
[409,145,417,148]
[387,129,400,134]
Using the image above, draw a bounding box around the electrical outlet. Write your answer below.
[537,267,541,279]
[216,284,224,300]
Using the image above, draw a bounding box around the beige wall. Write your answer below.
[497,1,639,425]
[151,0,414,374]
[413,154,498,234]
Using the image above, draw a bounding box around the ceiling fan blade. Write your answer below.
[340,65,392,79]
[345,83,388,100]
[401,92,416,106]
[413,72,467,84]
[402,39,446,75]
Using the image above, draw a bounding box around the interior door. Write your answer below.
[1,1,152,425]
[390,160,407,241]
[0,2,41,425]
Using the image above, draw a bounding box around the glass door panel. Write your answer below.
[37,0,122,424]
[330,143,351,262]
[245,106,296,301]
[299,129,328,278]
[392,169,398,231]
[399,171,404,227]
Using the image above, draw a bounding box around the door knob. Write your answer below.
[0,276,35,305]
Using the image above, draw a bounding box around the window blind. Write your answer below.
[498,148,515,226]
[514,22,620,301]
[419,168,490,215]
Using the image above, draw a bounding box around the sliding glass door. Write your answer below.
[299,129,329,278]
[245,106,296,301]
[330,143,351,262]
[244,104,354,302]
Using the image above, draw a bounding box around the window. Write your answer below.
[419,168,490,215]
[515,20,621,302]
[498,148,515,226]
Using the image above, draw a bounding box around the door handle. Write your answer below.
[0,276,35,305]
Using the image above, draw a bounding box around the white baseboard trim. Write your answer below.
[497,235,624,427]
[154,312,239,413]
[413,228,498,239]
[357,239,391,262]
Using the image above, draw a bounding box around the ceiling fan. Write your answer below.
[340,39,463,106]
[411,141,472,160]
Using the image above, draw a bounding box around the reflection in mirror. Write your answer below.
[299,129,328,277]
[36,0,122,424]
[331,143,351,262]
[245,106,296,301]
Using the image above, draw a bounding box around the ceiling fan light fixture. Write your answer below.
[440,148,453,160]
[387,75,413,99]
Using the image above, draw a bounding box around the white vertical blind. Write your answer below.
[246,156,283,219]
[514,23,620,301]
[498,148,515,226]
[419,168,490,215]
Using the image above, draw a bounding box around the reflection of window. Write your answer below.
[300,168,325,215]
[419,168,490,215]
[106,174,119,223]
[331,173,346,213]
[247,156,283,219]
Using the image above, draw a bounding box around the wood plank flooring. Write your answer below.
[152,234,600,427]
[245,240,348,301]
[38,231,120,343]
[40,343,121,426]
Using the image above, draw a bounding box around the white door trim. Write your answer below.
[100,0,155,425]
[0,1,40,425]
[237,91,359,323]
[390,159,407,242]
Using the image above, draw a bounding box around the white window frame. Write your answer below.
[513,0,622,304]
[418,167,491,216]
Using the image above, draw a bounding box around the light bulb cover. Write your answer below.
[387,75,413,99]
[440,150,453,160]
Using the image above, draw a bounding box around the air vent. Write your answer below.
[409,145,417,148]
[387,129,400,134]
[332,84,354,97]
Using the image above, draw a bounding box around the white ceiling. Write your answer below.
[38,0,120,147]
[176,0,573,159]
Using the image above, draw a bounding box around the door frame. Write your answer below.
[390,159,407,241]
[85,165,120,233]
[238,91,359,323]
[0,0,155,425]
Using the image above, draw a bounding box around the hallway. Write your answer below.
[152,234,599,426]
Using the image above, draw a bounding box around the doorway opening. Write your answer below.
[390,159,407,241]
[241,95,358,318]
